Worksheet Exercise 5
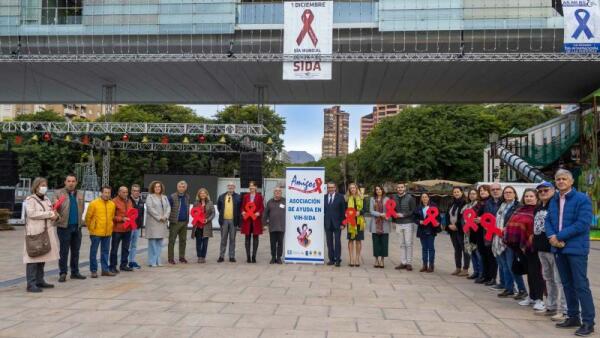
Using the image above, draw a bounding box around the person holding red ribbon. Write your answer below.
[414,193,441,273]
[346,183,365,267]
[368,185,391,268]
[241,181,264,263]
[462,189,482,280]
[191,188,215,264]
[110,186,135,274]
[447,187,469,277]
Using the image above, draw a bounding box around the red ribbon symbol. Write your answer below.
[462,208,479,233]
[314,178,322,193]
[243,201,257,221]
[342,208,357,226]
[190,206,206,228]
[296,9,318,47]
[385,199,398,219]
[53,195,66,211]
[123,208,139,231]
[423,207,440,227]
[480,212,501,241]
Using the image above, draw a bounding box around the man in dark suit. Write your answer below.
[324,182,346,267]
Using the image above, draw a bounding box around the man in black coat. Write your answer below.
[324,182,346,267]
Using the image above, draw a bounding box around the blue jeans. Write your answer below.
[556,253,596,325]
[471,249,482,277]
[147,238,163,266]
[505,248,527,292]
[419,234,436,266]
[128,229,141,263]
[194,228,209,258]
[89,235,111,273]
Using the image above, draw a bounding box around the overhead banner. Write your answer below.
[564,1,600,53]
[283,1,333,80]
[284,167,325,264]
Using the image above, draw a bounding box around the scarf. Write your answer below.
[504,204,536,252]
[347,195,365,240]
[492,201,513,256]
[374,197,384,234]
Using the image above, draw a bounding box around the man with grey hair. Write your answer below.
[167,181,190,264]
[264,186,286,264]
[545,169,595,336]
[217,182,241,262]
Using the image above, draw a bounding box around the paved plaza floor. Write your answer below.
[1,226,600,338]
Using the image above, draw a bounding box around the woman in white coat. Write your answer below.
[23,177,59,292]
[145,181,171,267]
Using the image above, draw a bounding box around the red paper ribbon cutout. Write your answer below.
[243,201,257,221]
[190,206,206,227]
[296,9,318,47]
[385,199,398,219]
[423,207,440,227]
[342,207,357,226]
[480,212,501,241]
[123,208,139,230]
[462,208,478,233]
[288,177,323,194]
[53,195,66,211]
[314,178,322,193]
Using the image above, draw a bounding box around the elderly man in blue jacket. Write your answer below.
[545,169,595,337]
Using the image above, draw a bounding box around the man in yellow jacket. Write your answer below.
[85,186,116,278]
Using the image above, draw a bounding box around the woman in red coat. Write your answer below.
[241,181,264,263]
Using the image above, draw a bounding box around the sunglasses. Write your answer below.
[538,189,552,193]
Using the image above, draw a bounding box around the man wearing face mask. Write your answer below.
[53,174,86,282]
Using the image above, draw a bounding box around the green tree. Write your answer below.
[15,109,65,122]
[488,104,560,133]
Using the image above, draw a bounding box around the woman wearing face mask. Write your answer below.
[23,177,60,293]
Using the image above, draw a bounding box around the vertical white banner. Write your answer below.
[283,1,333,80]
[284,167,325,264]
[564,1,600,53]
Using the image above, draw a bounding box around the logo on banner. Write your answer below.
[297,10,318,46]
[288,175,323,194]
[573,9,594,39]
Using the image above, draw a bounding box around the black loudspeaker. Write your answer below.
[0,188,15,210]
[0,151,18,186]
[240,153,263,188]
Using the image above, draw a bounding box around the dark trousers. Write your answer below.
[269,231,284,259]
[57,227,82,275]
[450,231,470,270]
[109,231,131,270]
[245,235,259,259]
[195,228,209,258]
[26,262,45,288]
[325,227,342,263]
[477,236,497,281]
[556,253,596,325]
[526,250,545,301]
[419,234,436,266]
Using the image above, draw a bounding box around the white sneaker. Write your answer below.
[551,312,566,322]
[518,298,533,306]
[533,300,546,311]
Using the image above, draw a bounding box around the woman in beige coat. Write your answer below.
[145,181,171,267]
[23,177,59,293]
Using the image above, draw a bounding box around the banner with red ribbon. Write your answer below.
[243,201,257,221]
[296,9,318,47]
[190,206,206,227]
[288,177,322,194]
[385,199,398,219]
[342,208,357,226]
[480,212,502,241]
[123,208,139,231]
[53,195,66,211]
[462,208,479,233]
[423,207,440,227]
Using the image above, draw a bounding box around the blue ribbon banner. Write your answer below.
[565,6,600,53]
[572,9,594,40]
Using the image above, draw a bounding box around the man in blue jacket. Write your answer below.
[324,182,346,267]
[545,169,595,337]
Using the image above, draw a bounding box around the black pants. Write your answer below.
[26,262,45,288]
[450,231,470,270]
[245,235,259,259]
[57,227,82,275]
[476,232,497,281]
[526,250,545,301]
[110,231,131,270]
[325,227,342,263]
[269,231,284,259]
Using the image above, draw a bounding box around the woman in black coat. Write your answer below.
[447,187,469,276]
[414,193,442,273]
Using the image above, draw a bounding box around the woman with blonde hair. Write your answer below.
[23,177,59,292]
[145,181,171,267]
[191,188,215,263]
[346,183,365,267]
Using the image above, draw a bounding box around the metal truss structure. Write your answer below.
[0,121,269,137]
[1,53,600,63]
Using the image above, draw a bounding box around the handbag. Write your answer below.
[511,249,528,276]
[25,197,52,258]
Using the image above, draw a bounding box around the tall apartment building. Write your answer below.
[0,104,106,120]
[360,104,405,144]
[322,106,349,158]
